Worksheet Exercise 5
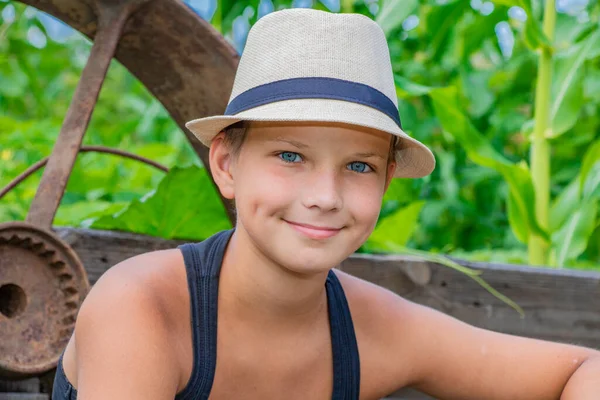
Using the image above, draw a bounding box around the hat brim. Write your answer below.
[185,98,435,179]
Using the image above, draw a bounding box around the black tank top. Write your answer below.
[52,229,361,399]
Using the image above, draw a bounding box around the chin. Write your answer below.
[276,250,343,276]
[269,229,360,275]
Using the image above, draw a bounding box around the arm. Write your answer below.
[561,356,600,399]
[73,257,180,399]
[390,295,600,399]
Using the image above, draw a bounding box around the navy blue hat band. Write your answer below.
[224,77,402,129]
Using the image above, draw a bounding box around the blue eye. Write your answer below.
[279,152,302,163]
[348,162,372,173]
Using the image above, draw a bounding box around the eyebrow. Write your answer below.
[267,137,310,149]
[267,138,386,160]
[352,152,386,160]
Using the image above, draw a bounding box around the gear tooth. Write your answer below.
[30,240,45,252]
[65,300,79,310]
[62,315,76,325]
[50,260,66,269]
[63,286,79,296]
[8,234,21,245]
[59,328,73,338]
[39,249,55,259]
[20,237,33,249]
[58,272,74,283]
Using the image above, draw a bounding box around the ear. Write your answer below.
[383,161,397,192]
[209,132,235,200]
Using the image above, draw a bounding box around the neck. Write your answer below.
[219,227,329,330]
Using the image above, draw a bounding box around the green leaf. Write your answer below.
[522,14,551,51]
[376,0,419,37]
[549,174,580,232]
[424,1,469,62]
[90,166,231,240]
[394,75,433,97]
[460,69,495,118]
[0,57,29,98]
[553,13,595,52]
[428,86,548,243]
[582,162,600,202]
[552,200,598,267]
[367,201,425,250]
[491,0,551,51]
[586,25,600,60]
[507,189,529,243]
[54,201,128,227]
[580,139,600,197]
[548,30,600,138]
[382,178,418,205]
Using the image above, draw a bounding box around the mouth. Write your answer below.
[284,220,343,240]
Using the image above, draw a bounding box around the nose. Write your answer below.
[301,169,343,212]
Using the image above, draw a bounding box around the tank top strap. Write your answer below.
[175,229,234,400]
[326,269,361,400]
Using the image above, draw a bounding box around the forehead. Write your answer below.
[244,121,392,145]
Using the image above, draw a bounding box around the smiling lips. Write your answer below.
[285,220,343,240]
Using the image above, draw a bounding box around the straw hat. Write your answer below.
[185,8,435,178]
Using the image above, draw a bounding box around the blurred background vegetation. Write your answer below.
[1,0,599,269]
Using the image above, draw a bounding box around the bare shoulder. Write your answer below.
[77,247,189,333]
[332,269,420,397]
[64,248,189,399]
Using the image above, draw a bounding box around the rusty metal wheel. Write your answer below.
[0,222,88,379]
[1,0,239,379]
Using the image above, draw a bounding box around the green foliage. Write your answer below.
[380,0,600,268]
[1,1,198,225]
[1,0,599,271]
[89,166,231,240]
[365,200,425,251]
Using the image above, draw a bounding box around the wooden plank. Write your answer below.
[340,254,600,349]
[0,379,39,394]
[57,227,600,349]
[0,394,48,400]
[384,387,436,399]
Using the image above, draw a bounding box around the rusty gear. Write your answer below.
[0,221,89,379]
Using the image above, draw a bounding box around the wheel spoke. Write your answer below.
[26,1,150,229]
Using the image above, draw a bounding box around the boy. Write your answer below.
[53,8,600,400]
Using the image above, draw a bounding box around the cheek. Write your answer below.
[234,162,301,215]
[345,179,385,224]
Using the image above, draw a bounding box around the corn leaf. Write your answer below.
[429,86,548,244]
[367,200,425,250]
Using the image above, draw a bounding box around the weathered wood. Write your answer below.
[0,379,39,394]
[384,387,436,399]
[340,254,600,349]
[53,227,600,400]
[56,227,600,349]
[0,394,48,400]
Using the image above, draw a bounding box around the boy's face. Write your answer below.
[211,120,396,275]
